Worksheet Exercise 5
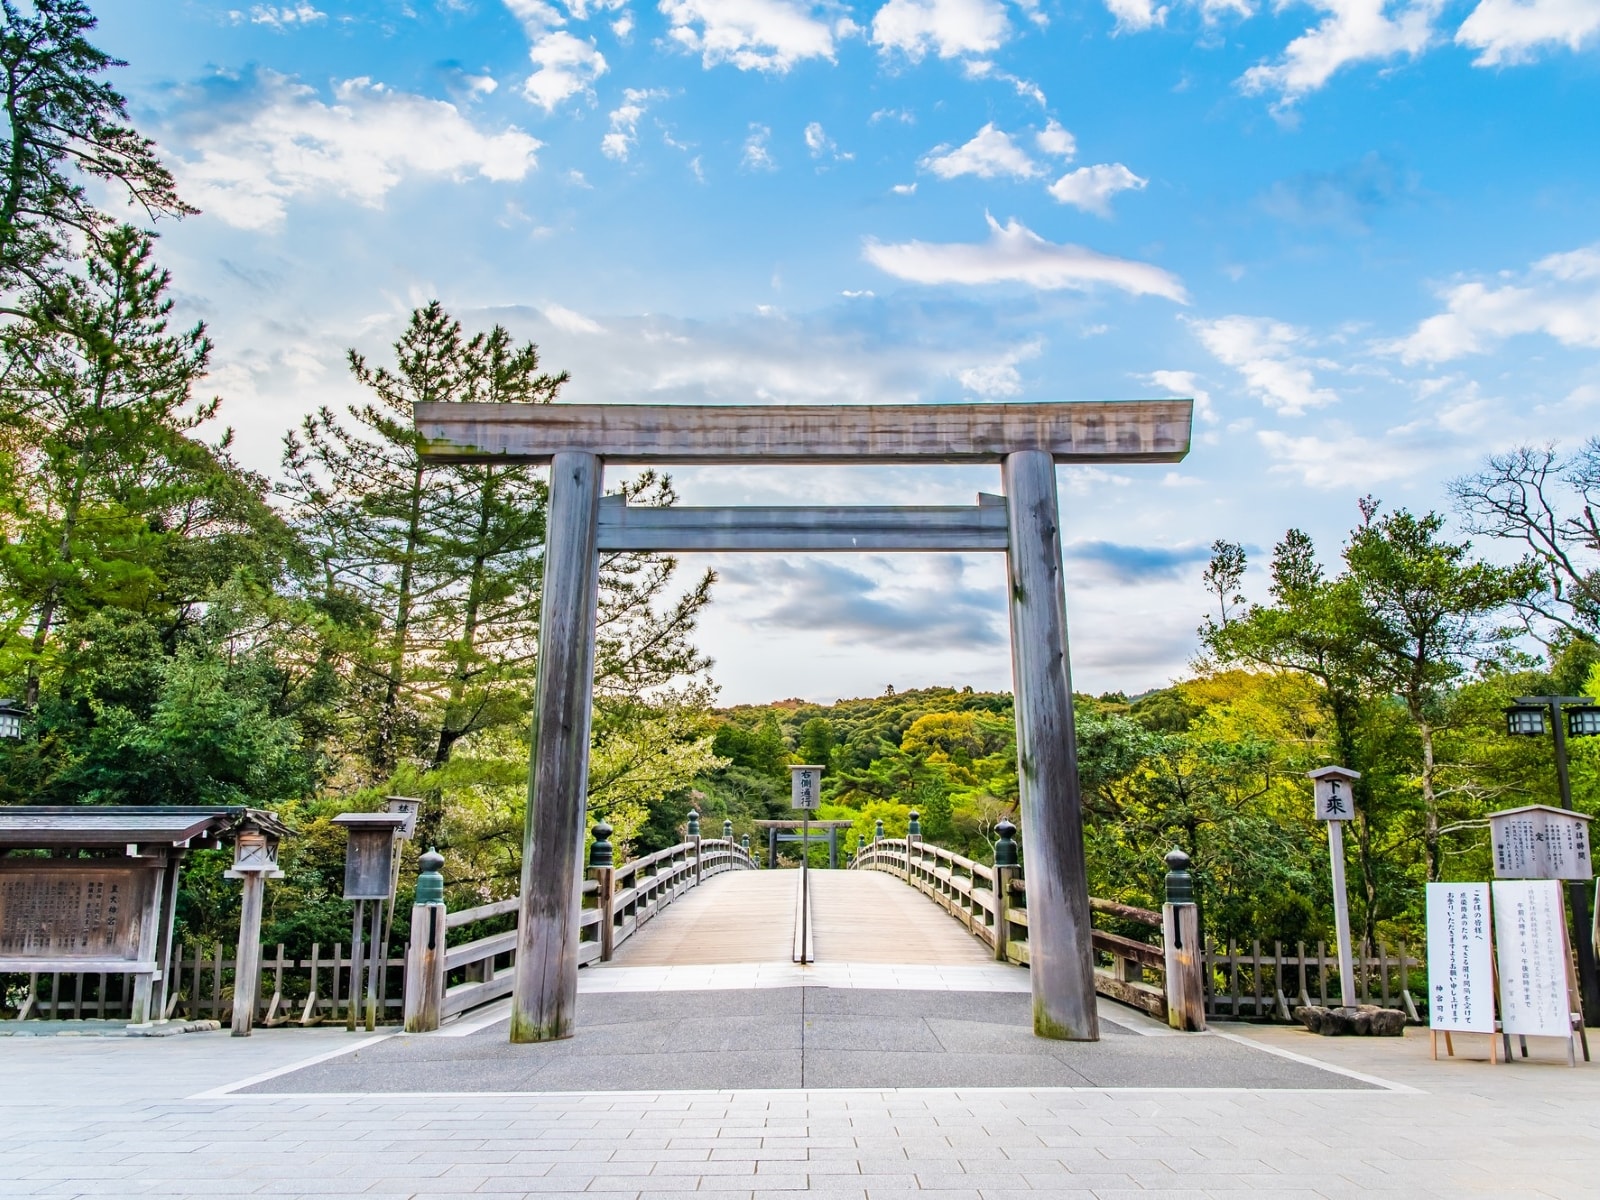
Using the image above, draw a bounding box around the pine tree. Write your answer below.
[0,225,266,704]
[0,0,192,295]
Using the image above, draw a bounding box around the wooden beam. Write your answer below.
[1004,448,1099,1042]
[415,400,1192,465]
[596,494,1009,552]
[509,450,602,1044]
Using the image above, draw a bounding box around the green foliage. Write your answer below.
[0,0,192,292]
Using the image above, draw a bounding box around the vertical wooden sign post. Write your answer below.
[1309,766,1360,1008]
[791,765,822,966]
[223,820,284,1037]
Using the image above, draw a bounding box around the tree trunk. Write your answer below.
[376,458,426,769]
[1419,715,1441,883]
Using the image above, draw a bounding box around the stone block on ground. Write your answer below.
[1292,1004,1406,1036]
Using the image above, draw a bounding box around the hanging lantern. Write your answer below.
[1504,704,1547,737]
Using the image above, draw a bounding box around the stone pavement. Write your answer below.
[5,995,1600,1199]
[234,989,1366,1094]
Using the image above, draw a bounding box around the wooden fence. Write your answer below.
[852,837,1421,1025]
[3,835,756,1026]
[1202,938,1421,1023]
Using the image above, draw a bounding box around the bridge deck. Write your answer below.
[604,869,993,967]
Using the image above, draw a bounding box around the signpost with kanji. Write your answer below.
[1309,765,1360,1008]
[789,766,823,966]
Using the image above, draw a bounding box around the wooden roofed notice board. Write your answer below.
[1490,805,1592,880]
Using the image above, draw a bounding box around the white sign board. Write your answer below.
[1426,883,1494,1033]
[1492,879,1573,1039]
[1313,775,1356,821]
[790,766,822,811]
[1490,806,1592,880]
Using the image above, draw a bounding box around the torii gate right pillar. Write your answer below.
[1003,449,1099,1041]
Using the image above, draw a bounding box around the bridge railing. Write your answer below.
[409,827,758,1028]
[852,832,1199,1028]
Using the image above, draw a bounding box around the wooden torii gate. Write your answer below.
[416,399,1193,1043]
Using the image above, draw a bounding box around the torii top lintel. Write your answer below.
[414,399,1193,466]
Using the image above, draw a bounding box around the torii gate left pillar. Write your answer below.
[416,399,1193,1043]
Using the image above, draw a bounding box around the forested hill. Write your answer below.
[688,654,1600,955]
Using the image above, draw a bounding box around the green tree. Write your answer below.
[1345,500,1540,881]
[0,0,191,294]
[280,303,564,772]
[0,226,271,706]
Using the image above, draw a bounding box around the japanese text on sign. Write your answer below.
[1314,776,1355,821]
[790,766,822,811]
[1492,879,1573,1039]
[1426,882,1494,1033]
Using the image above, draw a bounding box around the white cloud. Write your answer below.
[602,87,667,161]
[804,120,851,160]
[743,124,777,170]
[237,4,327,28]
[612,11,636,37]
[863,213,1189,301]
[1035,120,1076,160]
[1104,0,1167,32]
[1257,428,1420,488]
[1456,0,1600,65]
[956,340,1042,397]
[661,0,839,71]
[1190,315,1338,415]
[1239,0,1439,105]
[540,302,605,334]
[1047,163,1147,215]
[1385,242,1600,363]
[170,72,540,231]
[1146,368,1219,424]
[921,123,1039,180]
[891,182,917,194]
[524,31,607,110]
[871,0,1011,60]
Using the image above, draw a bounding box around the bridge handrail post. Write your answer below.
[403,849,448,1033]
[688,810,702,886]
[1161,848,1205,1031]
[590,823,616,962]
[993,819,1019,963]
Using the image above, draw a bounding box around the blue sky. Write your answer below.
[95,0,1600,703]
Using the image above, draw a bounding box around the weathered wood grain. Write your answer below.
[509,450,603,1043]
[415,400,1193,465]
[1003,448,1099,1042]
[596,494,1010,552]
[230,871,264,1036]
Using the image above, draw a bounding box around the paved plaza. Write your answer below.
[4,982,1599,1200]
[5,876,1598,1197]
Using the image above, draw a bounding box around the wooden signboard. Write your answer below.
[1490,805,1593,880]
[1492,879,1573,1040]
[0,860,159,969]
